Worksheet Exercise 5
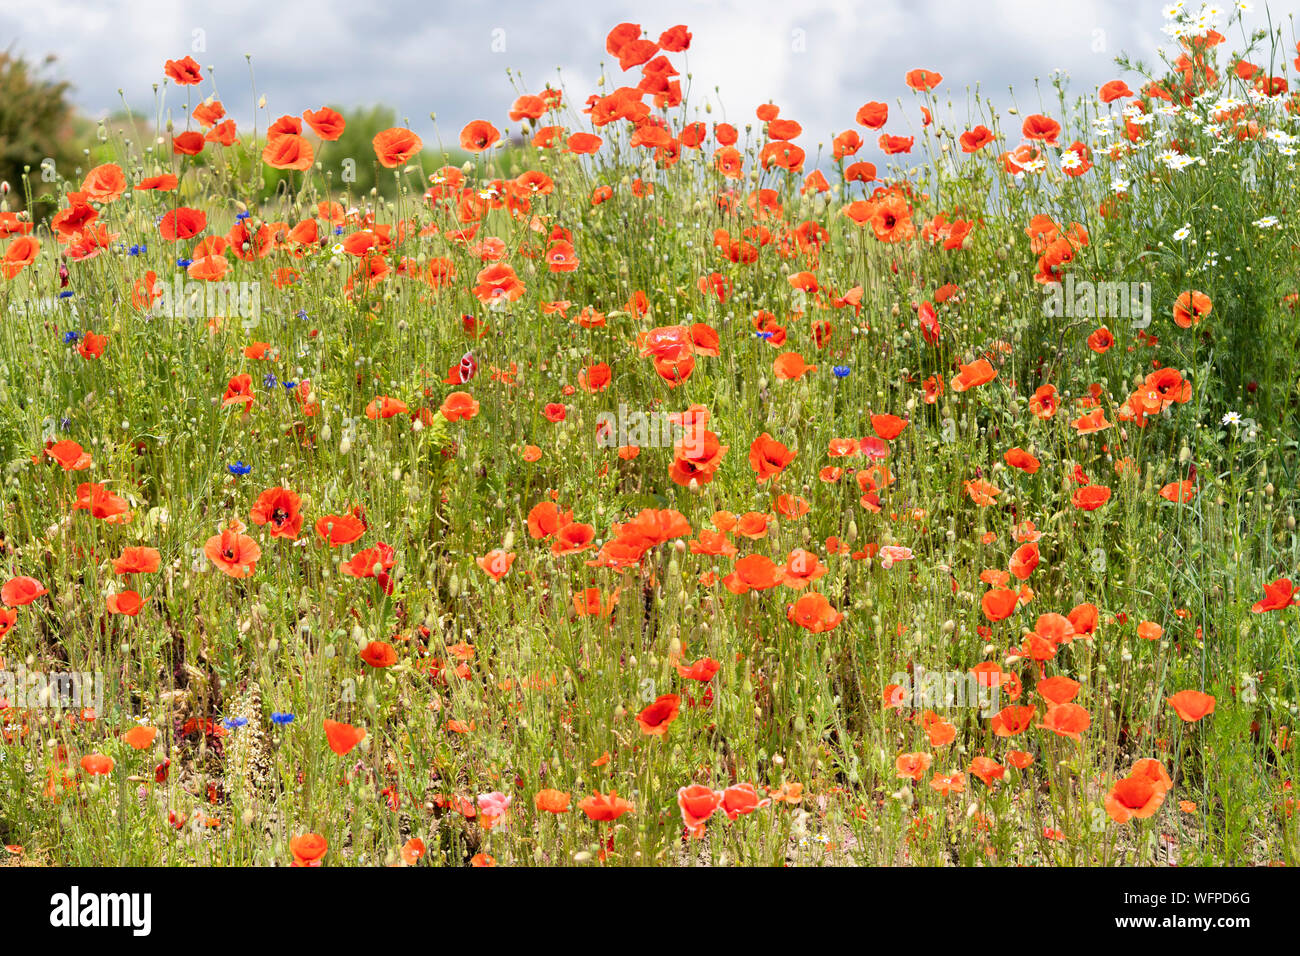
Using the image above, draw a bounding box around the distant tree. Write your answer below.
[311,105,421,200]
[70,100,486,207]
[0,48,78,215]
[264,104,475,201]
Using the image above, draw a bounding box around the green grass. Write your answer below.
[0,6,1298,867]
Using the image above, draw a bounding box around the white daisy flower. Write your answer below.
[1160,152,1201,170]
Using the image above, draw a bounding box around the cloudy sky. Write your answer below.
[3,0,1180,161]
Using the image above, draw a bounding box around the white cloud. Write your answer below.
[0,0,1174,164]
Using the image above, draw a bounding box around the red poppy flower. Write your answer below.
[164,56,203,85]
[372,127,424,168]
[635,694,681,736]
[323,720,366,755]
[1168,690,1215,723]
[289,833,328,866]
[460,120,501,153]
[250,488,304,540]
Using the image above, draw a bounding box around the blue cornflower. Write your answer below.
[755,330,773,340]
[295,309,309,321]
[235,210,251,221]
[63,330,81,344]
[263,373,279,389]
[222,716,248,731]
[228,461,252,476]
[128,244,147,256]
[58,290,74,299]
[177,257,193,268]
[271,712,295,725]
[283,380,297,390]
[833,366,851,378]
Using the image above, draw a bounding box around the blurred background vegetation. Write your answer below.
[0,46,527,219]
[0,47,82,212]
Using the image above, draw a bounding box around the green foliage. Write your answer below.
[0,4,1298,868]
[0,48,78,216]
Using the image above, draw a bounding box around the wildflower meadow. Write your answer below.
[1,1,1299,884]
